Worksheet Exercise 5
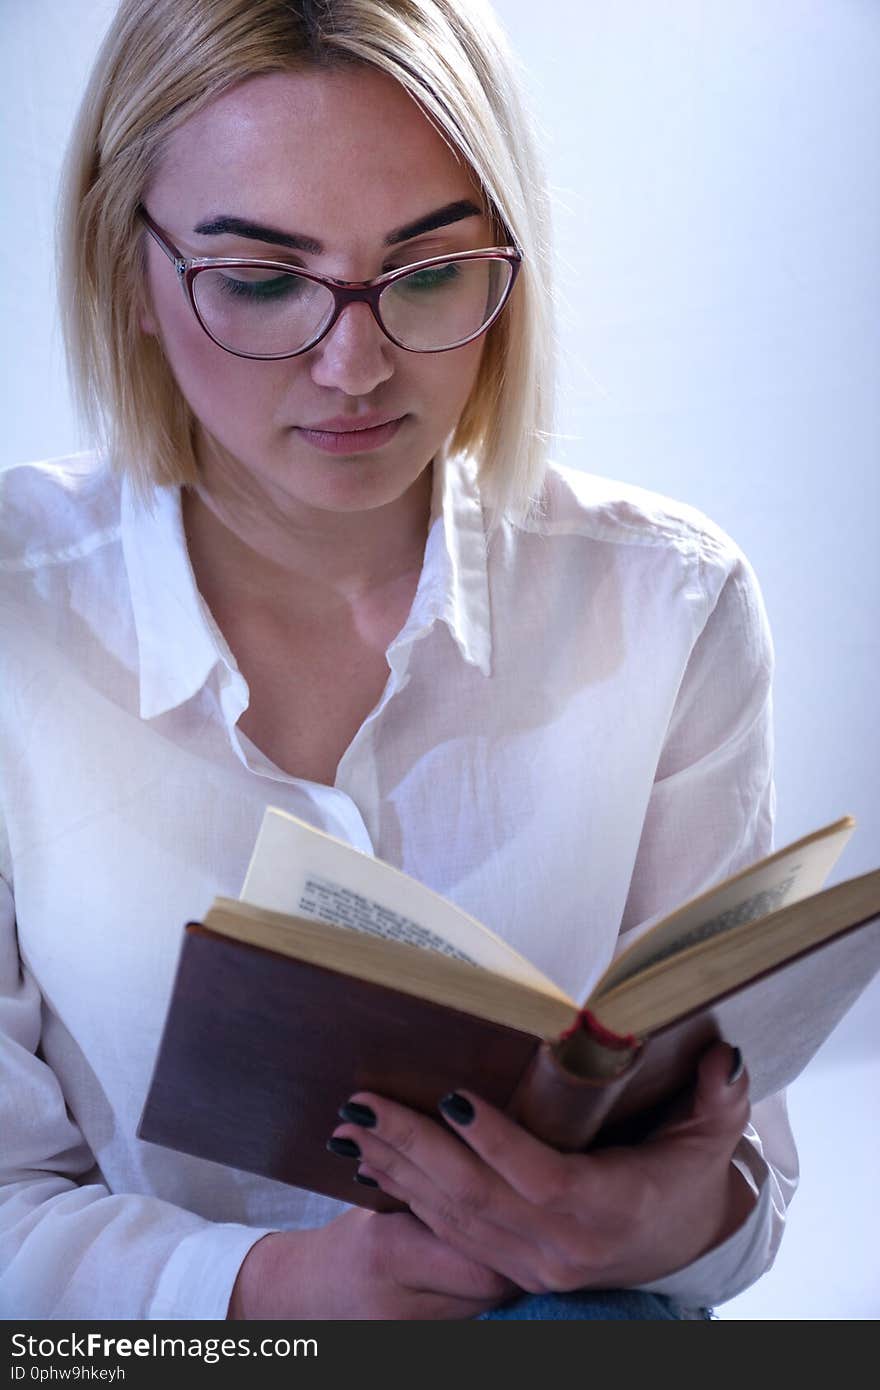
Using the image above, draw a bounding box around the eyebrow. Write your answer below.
[192,199,483,253]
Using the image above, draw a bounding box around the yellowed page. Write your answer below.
[207,898,577,1039]
[240,807,571,999]
[595,867,880,1036]
[597,816,856,994]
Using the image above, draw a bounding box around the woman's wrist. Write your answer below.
[227,1230,314,1319]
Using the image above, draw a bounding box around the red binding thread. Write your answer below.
[560,1008,638,1051]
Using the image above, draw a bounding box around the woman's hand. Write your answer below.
[329,1042,756,1295]
[227,1206,517,1320]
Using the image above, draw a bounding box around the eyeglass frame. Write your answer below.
[137,206,523,361]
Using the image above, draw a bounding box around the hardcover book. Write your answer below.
[138,810,880,1211]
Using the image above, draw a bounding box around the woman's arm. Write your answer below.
[226,1212,513,1320]
[328,535,798,1310]
[0,875,274,1318]
[613,542,797,1305]
[0,873,512,1320]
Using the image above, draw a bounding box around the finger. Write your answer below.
[332,1093,512,1248]
[694,1041,751,1141]
[653,1042,750,1154]
[335,1088,595,1283]
[333,1093,521,1247]
[337,1088,577,1213]
[332,1092,485,1200]
[430,1089,581,1211]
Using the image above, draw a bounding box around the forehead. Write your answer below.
[150,66,482,246]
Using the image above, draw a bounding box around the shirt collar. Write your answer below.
[122,445,492,721]
[404,445,492,677]
[121,474,230,719]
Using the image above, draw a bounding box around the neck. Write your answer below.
[182,442,434,621]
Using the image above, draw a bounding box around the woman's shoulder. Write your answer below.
[0,451,122,574]
[531,459,746,571]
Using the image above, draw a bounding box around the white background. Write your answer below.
[1,0,878,1318]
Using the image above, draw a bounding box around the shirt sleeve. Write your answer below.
[0,871,272,1319]
[618,536,799,1310]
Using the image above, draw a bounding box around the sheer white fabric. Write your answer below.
[0,448,797,1318]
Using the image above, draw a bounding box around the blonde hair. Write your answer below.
[59,0,556,534]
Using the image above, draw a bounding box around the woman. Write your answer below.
[0,0,796,1319]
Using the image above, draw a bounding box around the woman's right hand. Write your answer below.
[227,1207,516,1320]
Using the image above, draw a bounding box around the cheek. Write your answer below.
[420,338,486,425]
[144,270,281,432]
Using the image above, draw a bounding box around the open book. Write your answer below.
[138,811,880,1211]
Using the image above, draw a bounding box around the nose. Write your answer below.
[308,301,394,395]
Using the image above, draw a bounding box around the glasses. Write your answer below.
[138,207,522,360]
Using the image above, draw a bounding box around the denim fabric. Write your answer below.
[476,1289,706,1320]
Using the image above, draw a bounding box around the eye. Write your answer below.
[394,261,463,294]
[212,269,306,302]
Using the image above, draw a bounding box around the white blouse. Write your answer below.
[0,448,797,1319]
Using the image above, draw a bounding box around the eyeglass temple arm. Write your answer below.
[138,206,185,274]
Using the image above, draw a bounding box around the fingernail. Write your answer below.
[326,1136,361,1159]
[354,1172,379,1188]
[338,1101,377,1128]
[439,1092,475,1126]
[727,1047,744,1085]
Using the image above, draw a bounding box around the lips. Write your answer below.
[301,413,402,433]
[294,414,406,455]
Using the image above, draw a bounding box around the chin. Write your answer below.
[279,447,431,510]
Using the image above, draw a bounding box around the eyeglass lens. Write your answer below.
[190,257,513,356]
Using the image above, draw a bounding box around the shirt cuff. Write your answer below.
[147,1222,275,1320]
[634,1159,773,1311]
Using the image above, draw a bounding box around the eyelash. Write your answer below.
[216,274,303,301]
[212,260,464,299]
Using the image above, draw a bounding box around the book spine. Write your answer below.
[507,1016,643,1151]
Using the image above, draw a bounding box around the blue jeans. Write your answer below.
[476,1290,706,1319]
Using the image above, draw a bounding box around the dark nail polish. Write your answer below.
[338,1101,377,1128]
[727,1047,744,1084]
[354,1172,380,1188]
[326,1136,361,1159]
[439,1092,475,1126]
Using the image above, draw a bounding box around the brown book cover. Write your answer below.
[137,884,880,1212]
[137,925,542,1212]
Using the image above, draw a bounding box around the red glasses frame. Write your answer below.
[138,206,522,359]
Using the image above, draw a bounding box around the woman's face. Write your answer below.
[141,65,494,517]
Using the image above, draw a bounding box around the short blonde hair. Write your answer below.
[59,0,556,534]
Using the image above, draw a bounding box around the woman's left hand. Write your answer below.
[329,1041,757,1293]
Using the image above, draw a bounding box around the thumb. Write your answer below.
[687,1041,751,1146]
[649,1041,750,1151]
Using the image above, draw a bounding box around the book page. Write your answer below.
[240,807,571,1000]
[598,816,856,994]
[298,875,477,963]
